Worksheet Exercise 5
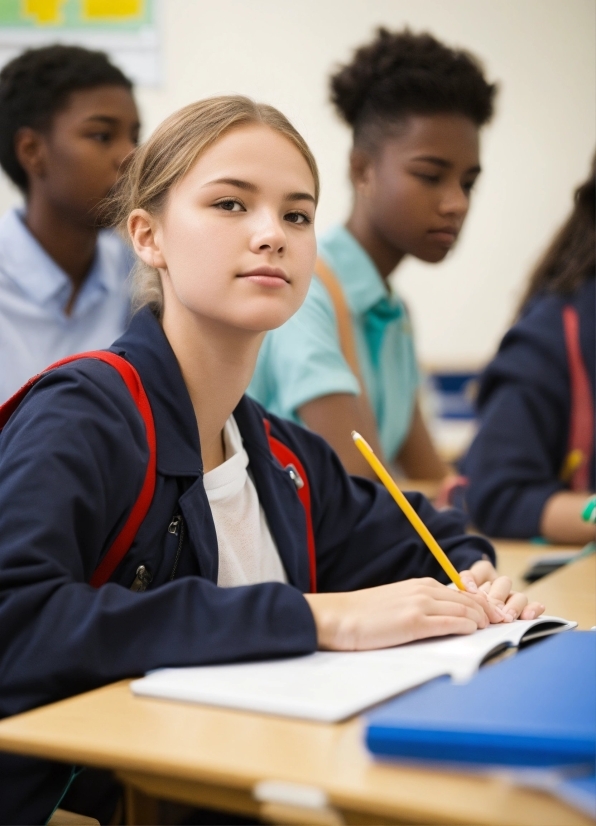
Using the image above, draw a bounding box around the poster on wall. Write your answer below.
[0,0,161,85]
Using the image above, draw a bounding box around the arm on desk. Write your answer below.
[540,492,595,545]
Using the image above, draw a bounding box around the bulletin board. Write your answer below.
[0,0,160,85]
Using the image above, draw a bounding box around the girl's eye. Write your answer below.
[215,199,245,212]
[463,180,477,194]
[415,173,440,184]
[285,211,311,225]
[89,132,112,144]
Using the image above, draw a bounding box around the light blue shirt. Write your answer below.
[249,225,420,461]
[0,208,133,402]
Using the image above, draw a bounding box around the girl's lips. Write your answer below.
[428,229,458,247]
[238,267,289,288]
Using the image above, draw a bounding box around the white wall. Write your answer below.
[1,0,594,367]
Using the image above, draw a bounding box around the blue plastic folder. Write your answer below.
[366,631,596,768]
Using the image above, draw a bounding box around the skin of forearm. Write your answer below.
[303,592,351,650]
[540,491,596,545]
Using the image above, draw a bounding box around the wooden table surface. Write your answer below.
[0,543,594,826]
[495,539,595,607]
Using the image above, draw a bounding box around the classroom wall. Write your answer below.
[1,0,594,367]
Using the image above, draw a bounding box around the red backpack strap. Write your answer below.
[263,419,316,593]
[562,306,594,491]
[0,351,157,587]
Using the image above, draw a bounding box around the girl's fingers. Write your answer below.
[520,602,546,620]
[460,571,478,593]
[422,614,480,637]
[501,590,529,621]
[424,597,488,627]
[475,592,507,623]
[467,560,499,585]
[484,575,513,605]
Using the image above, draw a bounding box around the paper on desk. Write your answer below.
[130,616,575,723]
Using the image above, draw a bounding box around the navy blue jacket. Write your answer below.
[462,277,595,538]
[0,308,494,824]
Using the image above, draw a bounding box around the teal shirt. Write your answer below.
[248,225,420,461]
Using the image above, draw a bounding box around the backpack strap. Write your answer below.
[561,306,594,491]
[313,257,382,443]
[263,419,316,593]
[314,257,364,386]
[0,351,157,587]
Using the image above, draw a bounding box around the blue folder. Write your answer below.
[366,631,596,768]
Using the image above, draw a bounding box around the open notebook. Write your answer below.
[130,615,576,723]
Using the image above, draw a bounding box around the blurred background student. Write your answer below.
[248,28,496,483]
[0,45,139,403]
[462,156,595,545]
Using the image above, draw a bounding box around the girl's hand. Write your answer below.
[303,578,489,651]
[460,560,546,623]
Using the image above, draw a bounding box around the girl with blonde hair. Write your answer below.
[0,96,541,823]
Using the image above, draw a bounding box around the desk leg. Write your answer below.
[124,785,160,825]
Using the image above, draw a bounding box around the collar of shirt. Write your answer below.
[318,224,404,366]
[0,207,123,316]
[109,308,310,588]
[111,308,274,479]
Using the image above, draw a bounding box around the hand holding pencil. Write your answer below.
[351,431,546,624]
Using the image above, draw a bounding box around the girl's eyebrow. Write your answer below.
[203,177,315,203]
[83,115,121,125]
[286,191,316,204]
[204,177,257,192]
[412,155,482,175]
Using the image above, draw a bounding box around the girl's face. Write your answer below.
[353,114,481,263]
[138,124,317,334]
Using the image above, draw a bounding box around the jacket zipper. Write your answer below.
[168,513,184,581]
[130,564,152,592]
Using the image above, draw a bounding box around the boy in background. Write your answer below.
[0,45,140,402]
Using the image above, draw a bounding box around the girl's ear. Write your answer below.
[349,147,374,191]
[128,209,167,269]
[14,127,48,180]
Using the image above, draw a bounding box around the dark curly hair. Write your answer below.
[330,28,497,149]
[0,44,133,192]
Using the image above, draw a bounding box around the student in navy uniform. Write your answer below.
[0,45,139,403]
[249,29,496,482]
[0,96,543,824]
[462,157,595,544]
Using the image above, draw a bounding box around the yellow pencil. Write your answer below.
[351,431,465,590]
[560,448,584,483]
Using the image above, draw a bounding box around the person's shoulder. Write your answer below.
[478,291,568,405]
[574,273,596,311]
[2,357,142,442]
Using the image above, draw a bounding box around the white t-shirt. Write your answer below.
[203,416,287,587]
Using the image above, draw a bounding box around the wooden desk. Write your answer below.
[493,539,596,618]
[0,677,592,826]
[0,551,594,826]
[525,551,595,629]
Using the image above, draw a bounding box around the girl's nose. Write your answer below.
[439,184,470,218]
[251,212,286,254]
